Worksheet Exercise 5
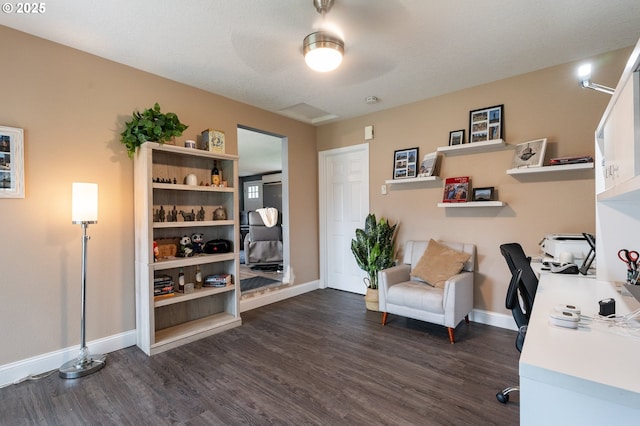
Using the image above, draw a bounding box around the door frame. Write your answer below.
[237,125,290,280]
[318,143,370,290]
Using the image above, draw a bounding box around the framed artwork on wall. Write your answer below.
[469,104,503,143]
[449,129,465,146]
[511,138,547,168]
[0,125,25,199]
[393,147,419,179]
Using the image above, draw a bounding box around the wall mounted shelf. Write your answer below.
[437,201,505,208]
[506,162,594,175]
[437,139,505,156]
[385,176,442,185]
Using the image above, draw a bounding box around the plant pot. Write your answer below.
[364,287,379,311]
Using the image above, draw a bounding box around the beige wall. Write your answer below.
[0,26,318,365]
[0,22,632,366]
[318,47,631,315]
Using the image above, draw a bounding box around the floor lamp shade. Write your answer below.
[72,182,98,224]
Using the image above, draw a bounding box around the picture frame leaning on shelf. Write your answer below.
[511,138,547,168]
[393,147,419,179]
[418,152,439,177]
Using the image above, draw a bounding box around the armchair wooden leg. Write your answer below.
[381,312,388,325]
[465,315,470,325]
[447,327,455,344]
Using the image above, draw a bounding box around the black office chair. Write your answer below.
[499,243,538,305]
[496,268,531,403]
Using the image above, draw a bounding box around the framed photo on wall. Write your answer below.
[449,129,465,146]
[512,138,547,168]
[0,125,25,198]
[469,104,503,143]
[393,147,419,179]
[472,187,494,201]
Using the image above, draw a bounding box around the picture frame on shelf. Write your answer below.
[393,147,419,179]
[442,176,470,203]
[418,152,439,177]
[449,129,465,146]
[472,187,494,202]
[0,125,25,199]
[469,104,503,143]
[511,138,547,168]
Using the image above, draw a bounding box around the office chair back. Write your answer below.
[506,269,529,352]
[499,243,538,309]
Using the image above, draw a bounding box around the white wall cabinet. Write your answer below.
[134,142,241,355]
[595,38,640,283]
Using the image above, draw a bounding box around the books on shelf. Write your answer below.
[154,292,175,301]
[204,273,233,287]
[549,155,593,165]
[418,152,439,177]
[442,176,470,203]
[154,274,175,298]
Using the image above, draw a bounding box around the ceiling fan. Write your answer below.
[303,0,344,72]
[230,0,412,81]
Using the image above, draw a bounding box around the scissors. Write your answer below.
[618,249,639,271]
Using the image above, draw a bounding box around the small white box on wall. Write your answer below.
[364,125,374,141]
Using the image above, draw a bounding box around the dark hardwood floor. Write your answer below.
[0,289,520,425]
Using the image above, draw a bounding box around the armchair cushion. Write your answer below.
[386,281,444,313]
[411,239,471,288]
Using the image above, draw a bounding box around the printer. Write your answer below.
[540,234,591,263]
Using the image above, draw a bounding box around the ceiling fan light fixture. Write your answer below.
[303,31,344,72]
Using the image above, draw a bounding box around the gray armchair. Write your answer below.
[243,211,283,268]
[379,240,476,343]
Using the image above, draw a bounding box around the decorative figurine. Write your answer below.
[168,206,178,222]
[178,235,193,257]
[180,209,196,221]
[213,206,227,220]
[158,205,165,222]
[197,206,206,221]
[191,233,204,254]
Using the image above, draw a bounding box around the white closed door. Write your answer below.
[319,144,369,294]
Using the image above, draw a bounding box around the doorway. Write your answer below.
[319,143,370,294]
[237,126,290,296]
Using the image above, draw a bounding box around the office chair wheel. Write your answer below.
[496,386,519,404]
[496,391,509,403]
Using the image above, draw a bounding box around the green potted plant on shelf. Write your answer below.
[120,102,188,158]
[350,213,398,311]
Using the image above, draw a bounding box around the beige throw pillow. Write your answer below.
[411,239,471,288]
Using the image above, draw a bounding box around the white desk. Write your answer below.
[520,274,640,426]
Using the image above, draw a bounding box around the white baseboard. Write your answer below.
[240,280,320,312]
[0,330,136,388]
[470,308,517,331]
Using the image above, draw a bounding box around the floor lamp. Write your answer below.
[59,182,106,379]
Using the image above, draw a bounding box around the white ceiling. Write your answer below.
[2,0,640,126]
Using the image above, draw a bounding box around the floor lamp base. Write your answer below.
[58,349,106,379]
